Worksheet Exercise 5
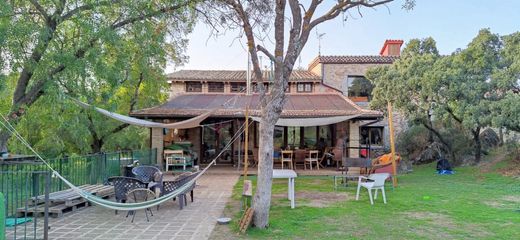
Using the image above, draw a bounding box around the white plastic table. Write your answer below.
[272,169,297,209]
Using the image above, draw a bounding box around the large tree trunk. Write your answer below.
[253,116,276,228]
[472,127,482,163]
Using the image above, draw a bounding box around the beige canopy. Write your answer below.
[73,99,213,129]
[250,115,361,127]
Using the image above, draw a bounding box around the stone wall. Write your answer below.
[150,127,164,168]
[322,63,386,93]
[349,121,360,158]
[169,82,185,98]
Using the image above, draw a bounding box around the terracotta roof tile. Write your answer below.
[308,55,397,70]
[167,70,320,82]
[131,93,382,119]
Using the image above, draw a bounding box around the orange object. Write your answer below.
[376,153,401,165]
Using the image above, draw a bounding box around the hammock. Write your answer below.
[0,115,249,211]
[71,98,213,129]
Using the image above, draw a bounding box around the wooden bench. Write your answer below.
[18,184,114,218]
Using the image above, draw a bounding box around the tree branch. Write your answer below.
[61,0,120,21]
[29,0,50,21]
[256,45,275,62]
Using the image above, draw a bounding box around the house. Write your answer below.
[130,40,403,168]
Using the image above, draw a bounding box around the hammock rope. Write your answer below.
[0,114,252,211]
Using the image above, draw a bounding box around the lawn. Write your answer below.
[223,164,519,240]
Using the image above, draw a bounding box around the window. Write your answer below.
[287,126,301,149]
[253,83,269,93]
[360,127,383,146]
[186,82,202,92]
[208,82,224,92]
[344,76,373,101]
[274,126,284,149]
[297,83,313,92]
[230,83,246,93]
[303,127,317,148]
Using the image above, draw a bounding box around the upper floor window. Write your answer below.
[186,82,202,92]
[230,82,246,93]
[208,82,224,92]
[297,83,313,92]
[253,83,269,93]
[345,76,373,101]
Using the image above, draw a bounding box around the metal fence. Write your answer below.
[0,148,156,240]
[1,171,50,240]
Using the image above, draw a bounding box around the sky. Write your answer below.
[166,0,520,73]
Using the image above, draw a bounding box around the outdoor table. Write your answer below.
[272,169,297,209]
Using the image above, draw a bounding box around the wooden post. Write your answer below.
[387,102,398,187]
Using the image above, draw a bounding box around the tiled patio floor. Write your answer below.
[6,169,239,240]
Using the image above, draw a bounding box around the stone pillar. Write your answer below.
[151,127,164,169]
[349,121,360,158]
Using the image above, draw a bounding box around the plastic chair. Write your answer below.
[355,173,390,205]
[304,150,319,170]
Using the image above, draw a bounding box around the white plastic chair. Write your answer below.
[355,173,390,205]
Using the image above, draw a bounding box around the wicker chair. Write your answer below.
[132,166,163,184]
[162,172,200,209]
[107,176,147,214]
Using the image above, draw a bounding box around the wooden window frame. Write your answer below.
[208,82,224,92]
[186,81,202,92]
[296,83,313,93]
[230,82,246,93]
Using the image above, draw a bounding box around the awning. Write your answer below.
[72,99,213,129]
[250,115,360,127]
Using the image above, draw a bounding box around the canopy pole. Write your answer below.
[244,107,249,181]
[387,102,398,187]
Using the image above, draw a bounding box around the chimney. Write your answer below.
[379,39,404,56]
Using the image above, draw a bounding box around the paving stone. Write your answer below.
[5,169,238,240]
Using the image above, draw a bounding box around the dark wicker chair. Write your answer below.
[132,166,163,184]
[162,172,200,209]
[107,176,147,214]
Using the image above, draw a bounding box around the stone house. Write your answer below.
[130,40,403,168]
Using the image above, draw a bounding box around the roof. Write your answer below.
[167,70,320,82]
[130,93,382,119]
[308,55,398,70]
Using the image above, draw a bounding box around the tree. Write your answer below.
[0,0,197,152]
[370,29,508,163]
[206,0,414,228]
[436,29,502,163]
[367,38,452,153]
[491,32,520,133]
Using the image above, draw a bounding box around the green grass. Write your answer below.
[230,164,520,239]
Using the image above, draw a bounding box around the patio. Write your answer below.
[5,168,238,240]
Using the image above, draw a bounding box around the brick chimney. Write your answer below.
[379,39,404,56]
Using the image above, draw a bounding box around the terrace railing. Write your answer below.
[1,171,50,240]
[1,148,157,239]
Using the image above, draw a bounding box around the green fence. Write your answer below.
[1,192,4,240]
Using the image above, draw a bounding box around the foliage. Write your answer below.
[227,165,520,239]
[369,29,520,163]
[0,0,197,156]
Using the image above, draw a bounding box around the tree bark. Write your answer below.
[472,127,482,163]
